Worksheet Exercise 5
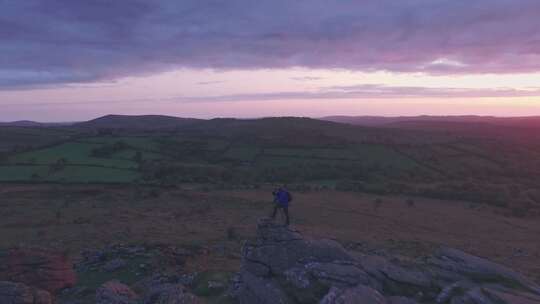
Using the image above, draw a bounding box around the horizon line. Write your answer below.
[4,114,540,124]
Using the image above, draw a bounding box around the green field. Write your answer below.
[0,128,512,186]
[222,146,261,162]
[0,126,74,152]
[79,136,161,151]
[1,117,540,214]
[0,165,50,181]
[259,145,416,171]
[0,136,165,183]
[0,132,420,184]
[8,142,138,169]
[0,164,139,183]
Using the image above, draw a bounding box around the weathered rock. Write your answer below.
[435,280,475,303]
[386,296,419,304]
[238,219,360,302]
[255,218,304,242]
[234,270,292,304]
[284,268,311,289]
[460,287,500,304]
[96,280,138,304]
[61,285,91,297]
[320,285,387,304]
[80,249,106,265]
[0,248,77,294]
[103,258,128,272]
[281,267,329,303]
[430,247,540,295]
[306,261,370,288]
[446,285,540,304]
[234,219,540,304]
[178,273,196,287]
[0,281,52,304]
[33,289,52,304]
[169,247,193,266]
[307,239,354,264]
[484,287,540,304]
[143,283,202,304]
[76,249,107,272]
[242,219,352,277]
[126,246,146,255]
[358,255,434,296]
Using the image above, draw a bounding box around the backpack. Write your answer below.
[286,191,293,203]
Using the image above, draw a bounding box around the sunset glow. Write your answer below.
[2,1,540,120]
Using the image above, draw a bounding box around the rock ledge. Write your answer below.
[232,218,540,304]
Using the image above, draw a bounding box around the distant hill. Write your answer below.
[0,120,75,127]
[172,116,367,146]
[185,117,344,133]
[321,116,407,126]
[321,115,540,129]
[74,114,203,130]
[74,115,352,139]
[7,114,540,142]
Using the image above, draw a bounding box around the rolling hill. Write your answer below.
[321,115,540,128]
[0,120,74,127]
[74,114,203,130]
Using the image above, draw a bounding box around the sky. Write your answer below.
[1,0,540,121]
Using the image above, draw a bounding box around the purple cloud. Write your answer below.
[4,84,538,108]
[290,77,325,81]
[1,0,540,88]
[175,85,540,103]
[197,80,226,85]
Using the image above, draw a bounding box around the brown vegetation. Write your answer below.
[0,184,538,283]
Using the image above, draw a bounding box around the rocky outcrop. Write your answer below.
[0,248,77,294]
[242,219,352,278]
[116,273,203,304]
[320,285,386,304]
[429,247,540,295]
[103,258,128,272]
[232,218,540,304]
[142,283,202,304]
[96,280,138,304]
[0,281,52,304]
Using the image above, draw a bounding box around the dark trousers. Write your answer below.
[271,204,289,225]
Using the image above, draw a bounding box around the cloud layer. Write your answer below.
[2,0,540,87]
[4,84,539,108]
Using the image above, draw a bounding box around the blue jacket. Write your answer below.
[275,189,291,206]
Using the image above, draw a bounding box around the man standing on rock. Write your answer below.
[271,186,292,225]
